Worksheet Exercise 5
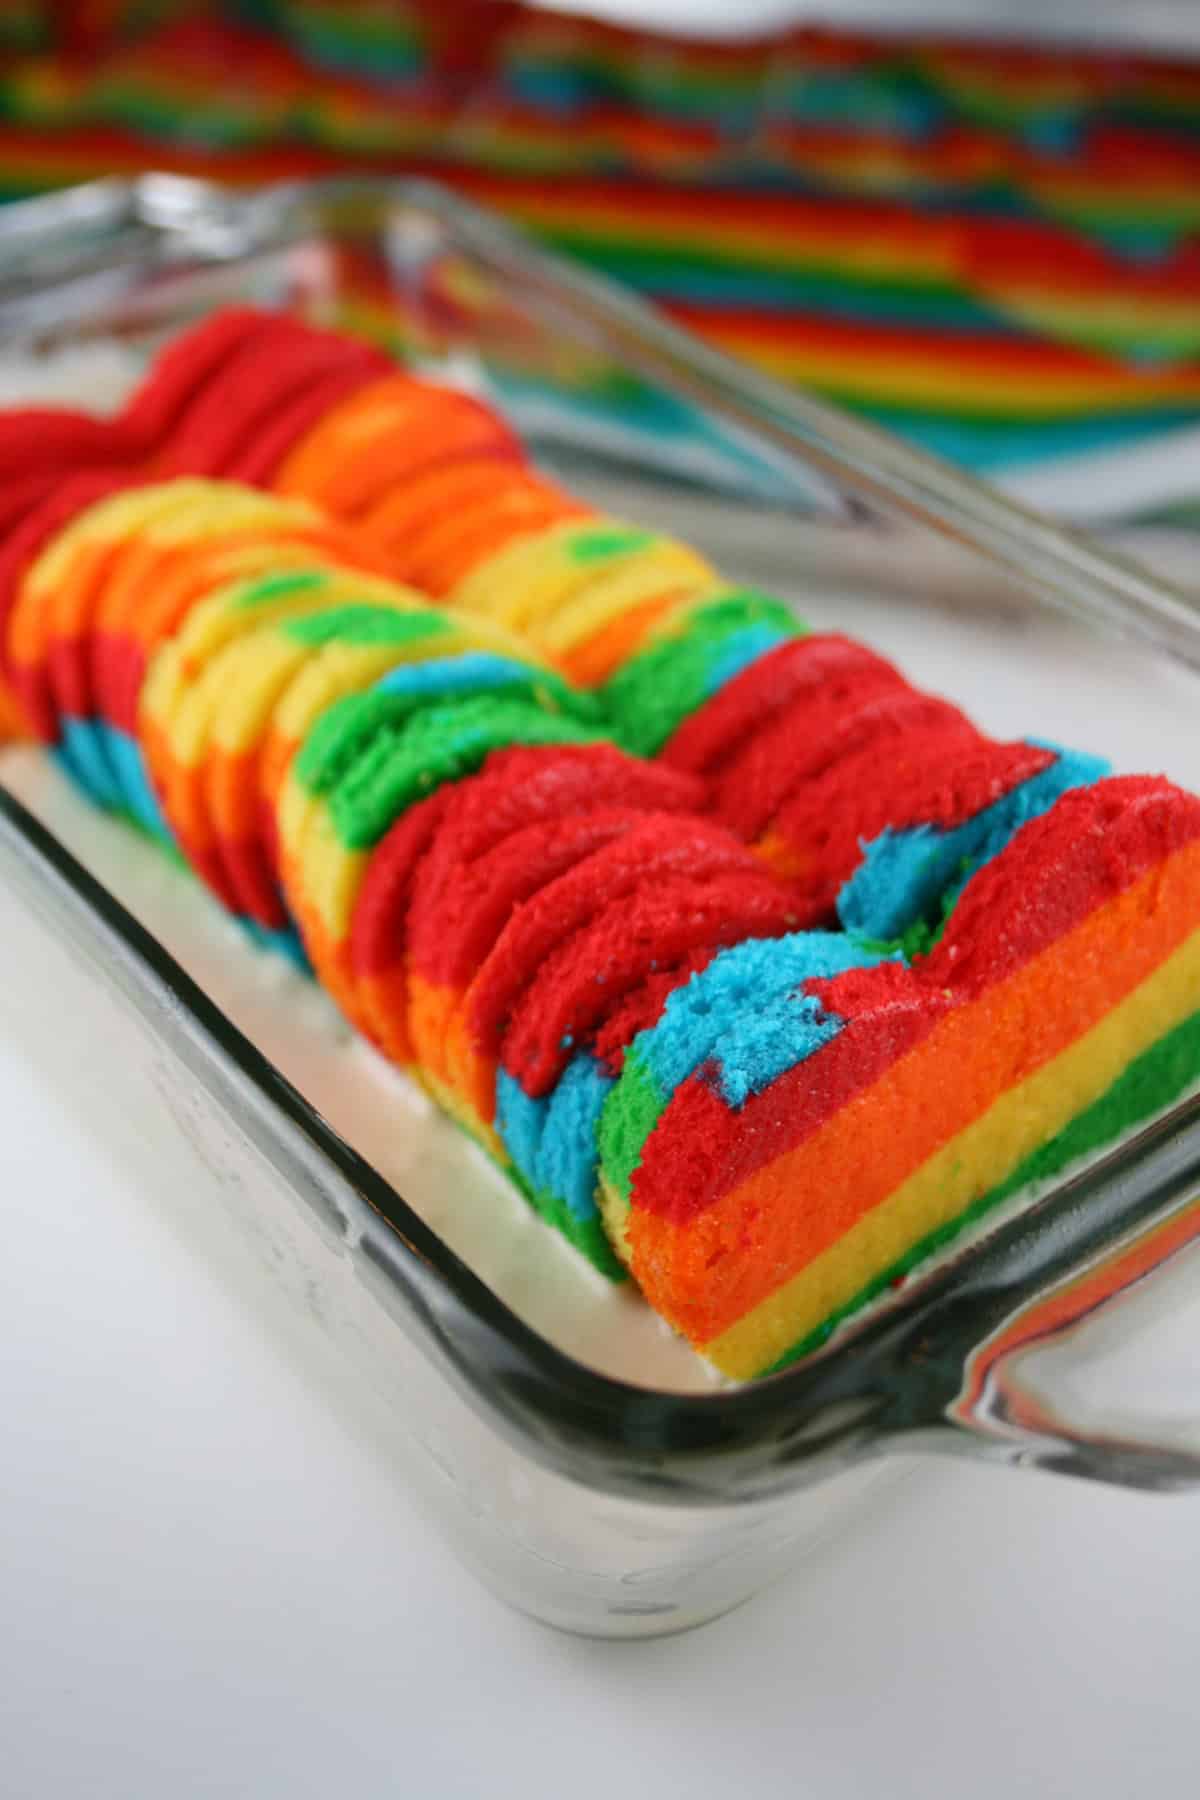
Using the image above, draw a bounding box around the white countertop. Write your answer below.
[3,837,1200,1800]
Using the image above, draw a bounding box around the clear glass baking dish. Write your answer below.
[3,172,1200,1639]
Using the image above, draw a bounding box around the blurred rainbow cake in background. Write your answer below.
[2,3,1200,493]
[1,305,1198,1379]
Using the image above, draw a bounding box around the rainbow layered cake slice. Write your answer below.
[599,777,1200,1375]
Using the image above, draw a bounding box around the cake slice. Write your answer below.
[599,777,1200,1376]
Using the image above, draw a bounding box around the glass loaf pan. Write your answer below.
[3,174,1200,1639]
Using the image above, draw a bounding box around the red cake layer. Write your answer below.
[2,471,133,736]
[659,634,899,777]
[348,788,453,1061]
[347,746,703,1063]
[401,742,704,982]
[756,732,1055,906]
[416,809,667,991]
[920,775,1200,993]
[0,474,78,543]
[629,960,948,1228]
[0,412,126,482]
[157,325,390,478]
[121,307,277,448]
[499,869,802,1096]
[711,686,977,841]
[216,831,291,930]
[465,814,788,1066]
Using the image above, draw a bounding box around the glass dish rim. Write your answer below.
[4,171,1200,1507]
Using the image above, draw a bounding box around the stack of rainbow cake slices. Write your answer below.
[1,305,1198,1379]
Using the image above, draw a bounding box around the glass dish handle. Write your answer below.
[862,1100,1200,1493]
[946,1217,1200,1491]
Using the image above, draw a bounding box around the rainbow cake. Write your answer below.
[2,305,1198,1379]
[6,9,1200,479]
